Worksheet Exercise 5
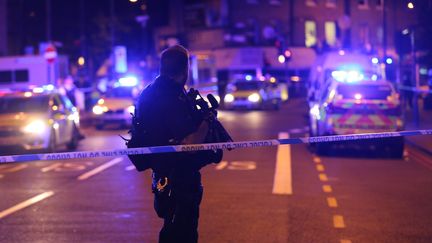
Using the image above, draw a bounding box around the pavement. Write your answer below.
[404,98,432,155]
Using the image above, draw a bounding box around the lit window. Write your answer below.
[359,24,370,46]
[377,26,383,44]
[269,0,281,5]
[305,0,317,7]
[326,0,337,8]
[358,0,369,9]
[325,21,337,46]
[305,20,317,47]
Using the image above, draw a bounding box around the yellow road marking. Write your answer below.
[272,132,292,195]
[340,240,352,243]
[319,173,328,182]
[327,197,338,208]
[313,157,321,163]
[1,164,28,173]
[316,164,325,172]
[0,191,55,219]
[333,215,346,228]
[215,161,228,170]
[77,158,123,181]
[322,185,333,193]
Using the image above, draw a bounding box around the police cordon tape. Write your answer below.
[398,85,432,94]
[0,129,431,164]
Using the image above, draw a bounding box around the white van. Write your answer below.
[0,55,69,89]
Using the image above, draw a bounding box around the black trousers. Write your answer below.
[153,171,203,243]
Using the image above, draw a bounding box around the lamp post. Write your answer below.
[410,28,419,127]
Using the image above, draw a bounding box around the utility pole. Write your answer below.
[79,0,89,83]
[46,0,52,42]
[110,0,115,81]
[289,0,294,46]
[382,0,387,58]
[343,0,351,49]
[410,28,419,127]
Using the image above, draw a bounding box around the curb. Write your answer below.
[406,139,432,157]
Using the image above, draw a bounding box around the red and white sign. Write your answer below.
[44,44,57,64]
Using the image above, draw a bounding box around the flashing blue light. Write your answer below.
[371,57,379,64]
[331,70,364,83]
[245,75,253,81]
[118,76,138,87]
[386,57,393,65]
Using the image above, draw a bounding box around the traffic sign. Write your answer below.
[44,44,57,64]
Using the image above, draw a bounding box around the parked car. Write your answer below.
[0,87,81,153]
[224,80,282,110]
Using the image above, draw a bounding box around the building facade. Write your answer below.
[0,0,7,56]
[151,0,418,83]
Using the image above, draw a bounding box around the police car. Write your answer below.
[224,80,282,110]
[0,86,81,153]
[308,69,404,157]
[92,76,139,129]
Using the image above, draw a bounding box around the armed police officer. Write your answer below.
[127,45,225,243]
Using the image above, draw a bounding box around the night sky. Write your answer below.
[7,0,164,67]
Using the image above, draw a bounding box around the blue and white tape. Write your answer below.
[398,85,432,94]
[0,129,431,164]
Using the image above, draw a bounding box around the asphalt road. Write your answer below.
[1,98,432,243]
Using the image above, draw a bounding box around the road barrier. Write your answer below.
[0,130,431,164]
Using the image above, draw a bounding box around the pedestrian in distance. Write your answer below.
[126,45,225,243]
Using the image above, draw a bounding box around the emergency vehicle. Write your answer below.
[92,76,140,130]
[308,69,404,157]
[308,51,380,102]
[0,86,81,153]
[224,79,283,110]
[0,55,69,89]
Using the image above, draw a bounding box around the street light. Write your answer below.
[129,0,138,3]
[407,2,414,9]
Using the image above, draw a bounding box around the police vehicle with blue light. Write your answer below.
[92,75,140,129]
[0,85,81,153]
[308,52,404,157]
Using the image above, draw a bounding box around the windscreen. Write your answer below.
[106,87,134,98]
[0,96,49,113]
[234,81,262,91]
[337,84,392,100]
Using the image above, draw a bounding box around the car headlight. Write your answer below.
[248,93,261,103]
[23,120,47,134]
[224,94,234,103]
[92,105,106,115]
[127,105,135,114]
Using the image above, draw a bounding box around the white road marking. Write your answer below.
[125,165,136,171]
[77,158,123,181]
[0,191,55,219]
[215,161,228,170]
[228,161,256,170]
[1,164,28,173]
[41,163,62,172]
[272,132,292,195]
